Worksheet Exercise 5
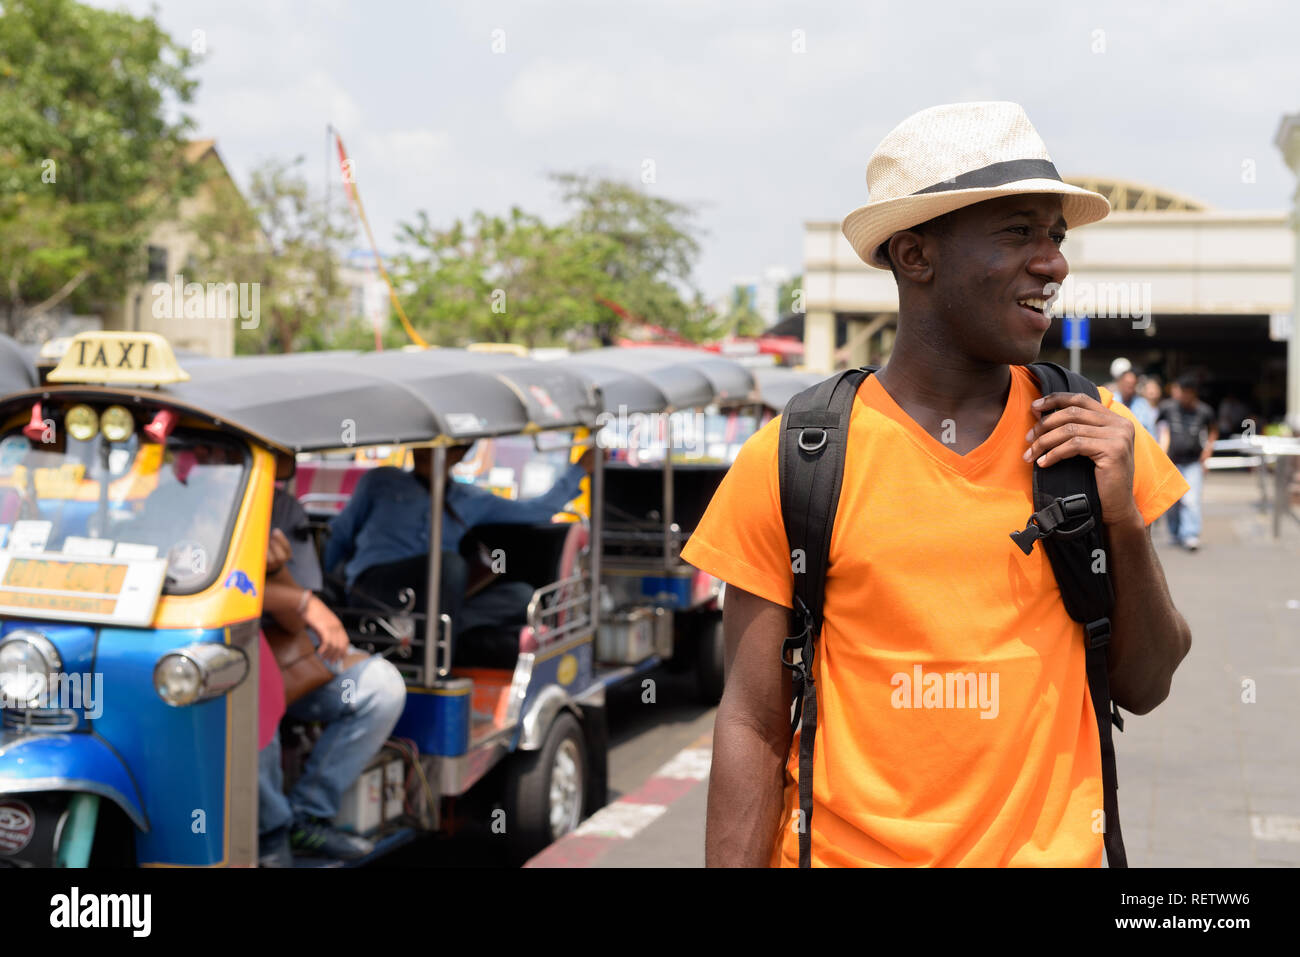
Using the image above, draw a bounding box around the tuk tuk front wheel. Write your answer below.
[505,712,587,857]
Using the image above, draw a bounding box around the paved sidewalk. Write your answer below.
[530,471,1300,867]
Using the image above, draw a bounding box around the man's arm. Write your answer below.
[263,560,351,663]
[1199,422,1220,466]
[1100,517,1192,714]
[706,585,794,867]
[461,454,593,528]
[323,471,374,573]
[1027,393,1192,715]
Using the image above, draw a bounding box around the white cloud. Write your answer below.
[504,58,622,134]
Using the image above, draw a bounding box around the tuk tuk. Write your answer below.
[552,346,760,703]
[0,332,608,866]
[751,365,830,422]
[0,335,37,394]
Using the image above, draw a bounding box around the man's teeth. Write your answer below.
[1017,298,1046,311]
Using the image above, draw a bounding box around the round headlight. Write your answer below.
[153,654,203,707]
[100,405,134,443]
[152,643,249,707]
[65,404,99,442]
[0,631,62,707]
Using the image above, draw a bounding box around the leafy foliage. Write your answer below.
[0,0,199,335]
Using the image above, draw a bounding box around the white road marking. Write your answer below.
[1250,814,1300,843]
[574,802,668,839]
[653,747,712,781]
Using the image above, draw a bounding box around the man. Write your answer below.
[324,445,594,635]
[1136,375,1163,437]
[259,487,407,866]
[683,102,1192,867]
[1112,360,1157,438]
[1157,373,1218,551]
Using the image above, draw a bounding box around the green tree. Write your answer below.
[396,206,613,347]
[717,286,767,338]
[549,172,704,342]
[0,0,199,336]
[189,157,355,353]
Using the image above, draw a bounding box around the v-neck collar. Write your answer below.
[860,367,1027,476]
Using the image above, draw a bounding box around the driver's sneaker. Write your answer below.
[258,827,294,868]
[1183,536,1200,552]
[289,815,374,860]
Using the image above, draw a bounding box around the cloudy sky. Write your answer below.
[96,0,1300,299]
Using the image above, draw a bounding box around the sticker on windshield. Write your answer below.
[9,521,51,553]
[0,436,28,472]
[114,542,159,560]
[445,413,482,435]
[63,537,115,558]
[223,570,257,596]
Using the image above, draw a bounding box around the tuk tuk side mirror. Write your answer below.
[143,408,178,444]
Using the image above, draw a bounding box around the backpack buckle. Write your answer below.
[1009,493,1094,555]
[782,598,816,683]
[1084,617,1111,650]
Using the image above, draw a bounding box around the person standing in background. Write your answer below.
[1157,374,1218,551]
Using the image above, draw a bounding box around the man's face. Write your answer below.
[1178,385,1198,409]
[919,193,1069,366]
[1117,371,1138,401]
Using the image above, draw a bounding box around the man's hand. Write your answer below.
[266,528,292,576]
[1025,393,1139,527]
[577,446,598,475]
[304,595,349,663]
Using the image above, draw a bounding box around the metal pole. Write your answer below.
[1069,341,1081,375]
[590,438,603,635]
[662,412,674,571]
[423,445,446,687]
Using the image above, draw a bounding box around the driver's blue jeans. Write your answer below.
[259,652,406,834]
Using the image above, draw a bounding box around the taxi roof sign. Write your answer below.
[46,332,190,386]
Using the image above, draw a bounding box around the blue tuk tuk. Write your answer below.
[0,333,609,865]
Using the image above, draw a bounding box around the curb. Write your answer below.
[525,731,713,868]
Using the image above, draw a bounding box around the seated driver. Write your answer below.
[258,485,407,866]
[323,444,595,639]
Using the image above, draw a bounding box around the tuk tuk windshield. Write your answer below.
[0,427,248,595]
[604,408,757,466]
[453,435,577,502]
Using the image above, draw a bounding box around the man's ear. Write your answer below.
[888,229,935,283]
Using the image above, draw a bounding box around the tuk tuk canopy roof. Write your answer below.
[0,334,37,394]
[4,348,601,453]
[551,346,757,414]
[751,366,832,412]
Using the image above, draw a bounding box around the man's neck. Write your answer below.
[875,325,1012,415]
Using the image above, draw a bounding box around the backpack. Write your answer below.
[777,362,1126,868]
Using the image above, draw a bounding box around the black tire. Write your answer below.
[695,612,725,705]
[505,711,588,858]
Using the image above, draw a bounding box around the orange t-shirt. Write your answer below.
[681,366,1189,867]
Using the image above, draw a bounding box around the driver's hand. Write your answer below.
[304,596,349,663]
[266,528,292,576]
[578,447,598,475]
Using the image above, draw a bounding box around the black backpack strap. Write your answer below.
[1018,361,1127,868]
[777,365,875,868]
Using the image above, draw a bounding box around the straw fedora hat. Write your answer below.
[842,102,1111,269]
